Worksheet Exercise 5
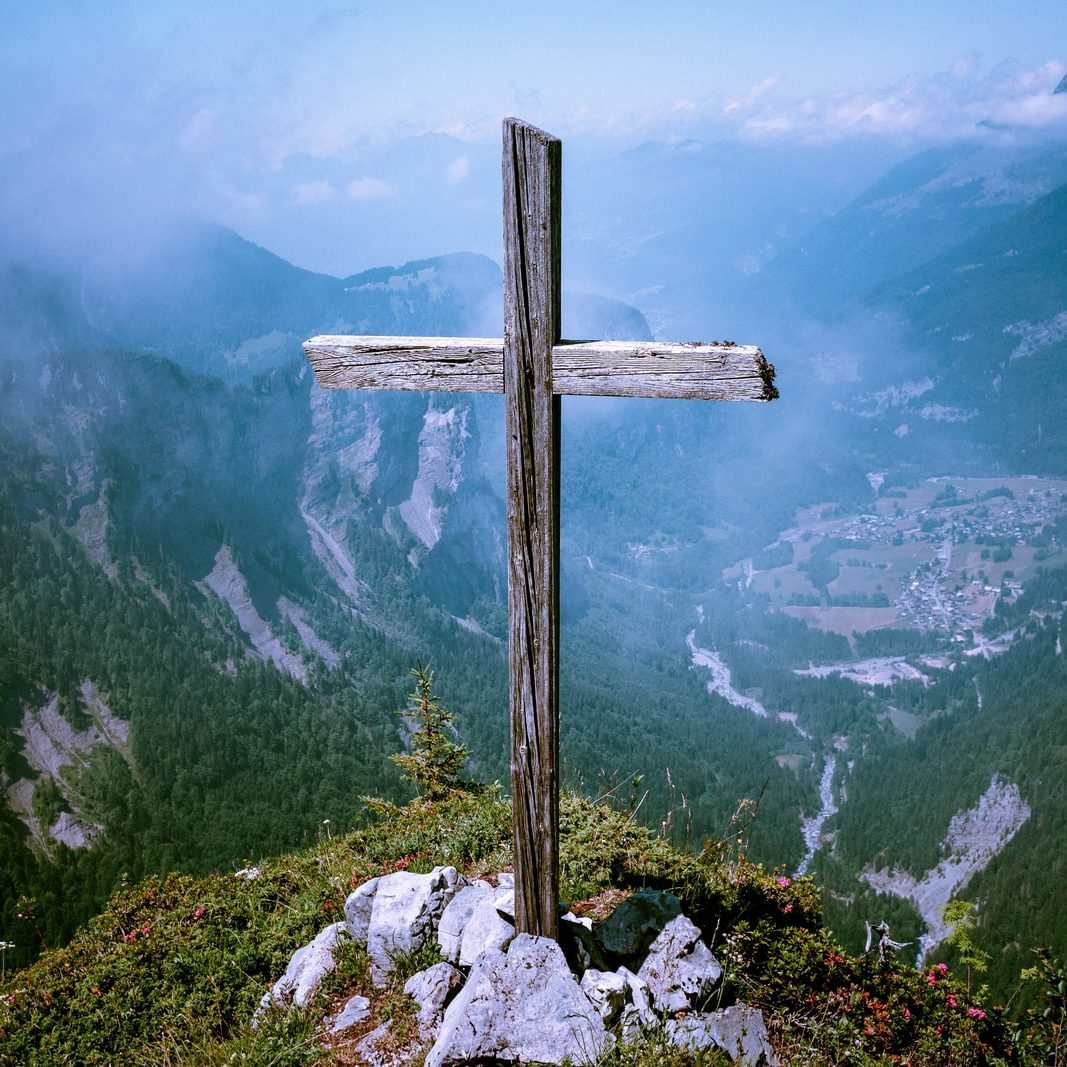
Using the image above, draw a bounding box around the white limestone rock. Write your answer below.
[424,934,615,1067]
[326,993,371,1035]
[437,884,494,963]
[456,886,515,967]
[343,866,463,986]
[637,914,722,1013]
[666,1004,779,1066]
[579,968,628,1024]
[404,961,465,1038]
[344,875,380,941]
[255,922,348,1023]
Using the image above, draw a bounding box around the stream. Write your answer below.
[796,755,838,876]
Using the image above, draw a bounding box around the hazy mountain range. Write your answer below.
[2,131,1066,997]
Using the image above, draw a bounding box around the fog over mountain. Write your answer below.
[3,113,1067,1004]
[3,0,1067,1016]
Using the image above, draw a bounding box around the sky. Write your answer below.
[2,1,1066,275]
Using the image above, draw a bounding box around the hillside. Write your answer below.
[3,139,1067,1006]
[0,788,1038,1066]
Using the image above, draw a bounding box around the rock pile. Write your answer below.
[258,868,778,1066]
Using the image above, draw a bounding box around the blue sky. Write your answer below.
[3,1,1066,273]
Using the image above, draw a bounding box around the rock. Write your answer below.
[562,910,593,930]
[344,866,462,985]
[596,888,682,962]
[620,1003,645,1042]
[404,962,465,1038]
[437,884,494,962]
[255,922,348,1022]
[425,934,615,1067]
[619,965,657,1024]
[560,913,608,974]
[344,876,381,942]
[456,887,515,967]
[579,968,628,1024]
[637,915,722,1013]
[494,887,515,921]
[327,993,371,1035]
[666,1004,779,1066]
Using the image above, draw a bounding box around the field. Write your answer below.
[723,476,1067,638]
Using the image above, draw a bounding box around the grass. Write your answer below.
[0,787,1038,1065]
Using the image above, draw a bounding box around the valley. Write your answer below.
[1,129,1067,1004]
[724,475,1067,645]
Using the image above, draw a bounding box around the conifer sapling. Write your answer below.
[392,663,468,801]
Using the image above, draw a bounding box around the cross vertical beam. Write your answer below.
[503,117,561,939]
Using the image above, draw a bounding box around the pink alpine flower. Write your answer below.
[968,1006,986,1020]
[777,876,791,887]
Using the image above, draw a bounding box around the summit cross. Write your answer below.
[304,117,778,940]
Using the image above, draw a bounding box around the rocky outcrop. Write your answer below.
[50,812,104,849]
[637,915,722,1014]
[398,403,470,552]
[277,596,341,669]
[424,934,614,1067]
[265,869,774,1067]
[667,1004,779,1065]
[197,545,308,684]
[8,683,132,854]
[861,775,1030,963]
[256,922,349,1021]
[343,865,463,985]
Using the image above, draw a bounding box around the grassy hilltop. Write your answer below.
[2,785,1055,1066]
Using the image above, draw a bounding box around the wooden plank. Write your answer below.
[503,116,561,940]
[302,336,504,393]
[554,340,778,401]
[304,335,777,402]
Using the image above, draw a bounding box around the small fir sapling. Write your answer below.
[392,663,469,802]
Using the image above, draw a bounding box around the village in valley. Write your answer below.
[724,475,1067,656]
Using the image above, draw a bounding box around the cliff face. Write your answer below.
[3,682,130,857]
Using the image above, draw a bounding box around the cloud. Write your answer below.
[724,77,779,115]
[730,61,1067,143]
[293,180,337,204]
[446,155,470,184]
[346,177,392,200]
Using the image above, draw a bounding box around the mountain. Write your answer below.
[1,790,1031,1066]
[2,131,1067,1004]
[865,181,1067,469]
[0,227,821,970]
[761,139,1067,321]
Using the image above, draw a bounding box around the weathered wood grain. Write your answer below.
[503,116,561,940]
[303,336,505,393]
[304,336,777,401]
[554,340,777,401]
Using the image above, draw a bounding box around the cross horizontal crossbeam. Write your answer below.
[304,335,777,401]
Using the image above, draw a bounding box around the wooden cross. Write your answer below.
[304,117,777,940]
